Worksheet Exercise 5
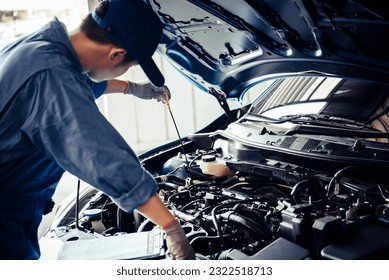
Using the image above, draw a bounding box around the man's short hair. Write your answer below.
[80,14,134,65]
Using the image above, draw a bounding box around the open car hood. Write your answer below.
[148,0,389,98]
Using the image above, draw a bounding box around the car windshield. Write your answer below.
[247,76,389,130]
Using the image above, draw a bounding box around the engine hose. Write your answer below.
[219,175,240,188]
[156,175,186,187]
[136,218,154,232]
[173,209,196,223]
[209,199,268,248]
[326,166,389,201]
[220,212,271,240]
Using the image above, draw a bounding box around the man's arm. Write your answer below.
[137,194,195,260]
[105,79,171,102]
[88,77,171,102]
[29,69,192,259]
[104,79,128,94]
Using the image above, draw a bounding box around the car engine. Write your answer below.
[62,131,389,260]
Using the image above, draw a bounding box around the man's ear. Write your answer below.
[108,48,127,64]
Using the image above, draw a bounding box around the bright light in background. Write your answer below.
[0,0,86,11]
[0,0,89,48]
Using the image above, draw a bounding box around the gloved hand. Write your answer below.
[164,219,195,260]
[125,80,171,103]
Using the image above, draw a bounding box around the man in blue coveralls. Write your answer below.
[0,0,195,260]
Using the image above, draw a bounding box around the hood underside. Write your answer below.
[148,0,389,98]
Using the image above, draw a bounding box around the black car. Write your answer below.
[40,0,389,260]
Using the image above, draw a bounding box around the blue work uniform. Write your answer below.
[0,18,157,259]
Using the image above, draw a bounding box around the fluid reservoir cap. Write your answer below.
[202,154,216,162]
[84,209,103,217]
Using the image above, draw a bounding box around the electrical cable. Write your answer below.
[326,166,389,201]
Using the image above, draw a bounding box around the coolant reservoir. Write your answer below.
[198,154,231,177]
[84,209,106,234]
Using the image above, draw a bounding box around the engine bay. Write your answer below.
[49,131,389,260]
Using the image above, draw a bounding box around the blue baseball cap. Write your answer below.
[92,0,165,87]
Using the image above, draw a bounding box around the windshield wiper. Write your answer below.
[243,113,389,138]
[283,124,389,138]
[245,113,376,131]
[279,114,376,130]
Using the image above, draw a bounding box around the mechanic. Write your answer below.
[0,0,195,260]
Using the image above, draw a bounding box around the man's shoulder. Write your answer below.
[0,20,81,114]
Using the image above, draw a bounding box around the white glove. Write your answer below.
[125,80,171,103]
[164,219,195,260]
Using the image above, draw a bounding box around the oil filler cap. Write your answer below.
[202,154,216,162]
